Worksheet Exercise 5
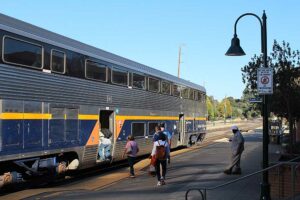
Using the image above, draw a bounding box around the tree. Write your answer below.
[242,40,300,146]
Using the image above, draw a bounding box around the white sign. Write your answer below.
[257,68,273,95]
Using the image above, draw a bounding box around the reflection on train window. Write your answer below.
[148,122,159,136]
[3,36,43,69]
[148,77,160,92]
[194,90,198,100]
[51,50,66,74]
[202,94,206,102]
[173,84,180,97]
[132,73,146,89]
[197,91,202,102]
[112,68,128,86]
[181,87,189,99]
[189,89,194,100]
[161,81,171,95]
[85,60,107,82]
[131,122,145,137]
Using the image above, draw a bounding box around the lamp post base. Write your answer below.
[260,182,271,200]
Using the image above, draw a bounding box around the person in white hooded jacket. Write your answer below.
[224,125,244,175]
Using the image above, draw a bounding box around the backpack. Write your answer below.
[156,141,167,160]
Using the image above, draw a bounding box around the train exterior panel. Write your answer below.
[0,13,206,187]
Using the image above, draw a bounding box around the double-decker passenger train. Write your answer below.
[0,14,206,187]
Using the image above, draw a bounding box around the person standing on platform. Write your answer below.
[160,124,172,163]
[224,125,245,175]
[151,133,170,186]
[122,135,139,178]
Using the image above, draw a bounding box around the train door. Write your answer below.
[99,110,114,161]
[23,101,43,150]
[178,114,185,144]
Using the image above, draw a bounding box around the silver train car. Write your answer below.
[0,14,206,187]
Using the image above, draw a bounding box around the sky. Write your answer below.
[1,1,300,101]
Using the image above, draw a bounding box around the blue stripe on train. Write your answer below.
[0,119,97,156]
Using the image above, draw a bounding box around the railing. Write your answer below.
[185,156,300,200]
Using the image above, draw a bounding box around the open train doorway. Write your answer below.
[178,114,185,144]
[98,110,114,162]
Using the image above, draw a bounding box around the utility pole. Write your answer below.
[177,46,182,78]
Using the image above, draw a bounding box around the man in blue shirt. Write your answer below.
[160,124,172,164]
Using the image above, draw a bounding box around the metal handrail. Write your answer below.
[185,155,300,200]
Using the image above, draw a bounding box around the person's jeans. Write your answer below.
[155,159,167,181]
[98,143,111,160]
[127,156,136,176]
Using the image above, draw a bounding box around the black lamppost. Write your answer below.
[225,11,270,200]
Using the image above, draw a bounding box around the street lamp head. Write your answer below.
[225,34,246,56]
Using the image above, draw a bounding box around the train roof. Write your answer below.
[0,13,205,92]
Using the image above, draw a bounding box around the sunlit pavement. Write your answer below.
[31,129,266,200]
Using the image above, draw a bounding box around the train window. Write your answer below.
[148,122,159,136]
[85,60,107,82]
[161,81,171,95]
[181,87,189,99]
[173,84,180,97]
[132,122,145,137]
[51,49,66,74]
[112,68,128,86]
[189,89,194,100]
[3,36,43,69]
[202,94,206,102]
[148,77,160,92]
[132,73,146,89]
[197,91,202,102]
[194,90,198,101]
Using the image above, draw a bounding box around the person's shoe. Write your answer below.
[223,169,232,175]
[129,175,135,178]
[157,181,162,186]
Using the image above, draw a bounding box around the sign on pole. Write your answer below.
[257,68,273,95]
[249,97,262,103]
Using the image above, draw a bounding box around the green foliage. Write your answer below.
[241,40,300,146]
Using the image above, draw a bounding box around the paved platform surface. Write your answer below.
[31,129,268,200]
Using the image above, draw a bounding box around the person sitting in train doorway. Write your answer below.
[122,135,139,178]
[160,124,172,164]
[98,123,112,161]
[224,125,245,175]
[151,132,170,186]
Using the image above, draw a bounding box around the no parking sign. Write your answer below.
[257,68,273,95]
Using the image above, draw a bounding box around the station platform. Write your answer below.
[16,128,277,200]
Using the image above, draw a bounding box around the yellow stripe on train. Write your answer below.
[115,115,206,121]
[0,113,98,120]
[0,113,206,121]
[0,113,52,120]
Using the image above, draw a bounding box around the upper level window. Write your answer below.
[173,84,180,97]
[85,60,107,82]
[3,36,43,69]
[181,87,189,99]
[148,77,160,92]
[112,68,128,86]
[194,90,198,101]
[197,91,202,102]
[51,49,66,73]
[161,81,171,95]
[132,122,145,137]
[132,73,146,89]
[189,89,194,100]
